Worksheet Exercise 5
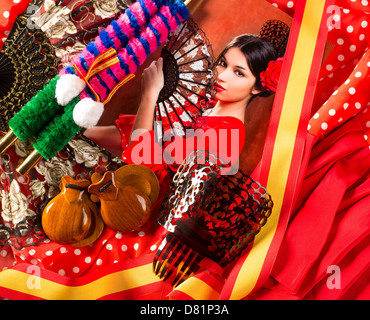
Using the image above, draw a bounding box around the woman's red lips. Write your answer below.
[214,82,225,92]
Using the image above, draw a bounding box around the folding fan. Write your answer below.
[154,16,215,142]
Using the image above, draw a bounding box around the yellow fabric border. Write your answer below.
[172,276,220,300]
[0,263,160,300]
[229,0,326,299]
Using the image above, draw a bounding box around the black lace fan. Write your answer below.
[153,150,274,286]
[0,1,59,133]
[154,17,215,142]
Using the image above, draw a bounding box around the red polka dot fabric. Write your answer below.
[269,0,369,145]
[309,0,369,143]
[0,0,31,51]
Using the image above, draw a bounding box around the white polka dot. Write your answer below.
[366,121,370,128]
[321,123,328,130]
[355,72,362,78]
[361,21,368,28]
[45,251,53,256]
[326,64,333,71]
[349,45,356,52]
[102,239,107,245]
[133,243,139,251]
[106,244,113,250]
[329,109,336,116]
[74,249,81,256]
[338,118,343,122]
[337,38,344,45]
[344,103,349,110]
[85,257,91,263]
[349,87,356,95]
[347,25,354,33]
[121,244,128,251]
[343,8,350,13]
[328,73,334,78]
[338,55,345,61]
[73,267,79,273]
[138,231,145,237]
[31,259,38,265]
[344,79,350,85]
[355,102,361,109]
[368,61,370,67]
[364,135,368,140]
[115,232,122,239]
[59,269,65,276]
[333,89,338,95]
[359,34,365,41]
[272,3,278,8]
[313,112,320,119]
[60,247,67,254]
[13,0,21,3]
[3,11,9,18]
[150,244,157,251]
[287,1,294,8]
[29,249,36,256]
[307,124,311,131]
[96,259,103,266]
[0,250,7,257]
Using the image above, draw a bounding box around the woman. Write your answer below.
[85,34,279,173]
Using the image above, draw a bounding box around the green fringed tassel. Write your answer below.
[33,96,81,159]
[9,76,62,141]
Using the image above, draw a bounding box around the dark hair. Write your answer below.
[215,34,278,99]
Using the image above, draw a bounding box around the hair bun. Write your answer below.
[260,20,290,57]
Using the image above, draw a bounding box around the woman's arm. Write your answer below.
[83,125,122,157]
[130,58,164,145]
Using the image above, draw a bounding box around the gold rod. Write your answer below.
[16,149,43,176]
[0,129,18,156]
[184,0,192,6]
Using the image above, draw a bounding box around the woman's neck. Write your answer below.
[210,100,247,123]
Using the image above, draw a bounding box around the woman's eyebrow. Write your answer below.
[235,65,247,70]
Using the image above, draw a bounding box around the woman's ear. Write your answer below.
[251,87,263,96]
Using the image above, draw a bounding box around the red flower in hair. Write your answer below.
[260,57,284,93]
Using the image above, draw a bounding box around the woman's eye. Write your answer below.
[218,60,226,67]
[235,70,244,77]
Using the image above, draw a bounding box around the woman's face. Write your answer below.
[214,47,259,104]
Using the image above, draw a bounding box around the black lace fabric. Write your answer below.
[154,150,273,285]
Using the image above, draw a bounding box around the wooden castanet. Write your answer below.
[114,164,159,204]
[88,171,152,232]
[72,202,104,247]
[42,175,102,245]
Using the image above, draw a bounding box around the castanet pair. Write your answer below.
[42,164,159,246]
